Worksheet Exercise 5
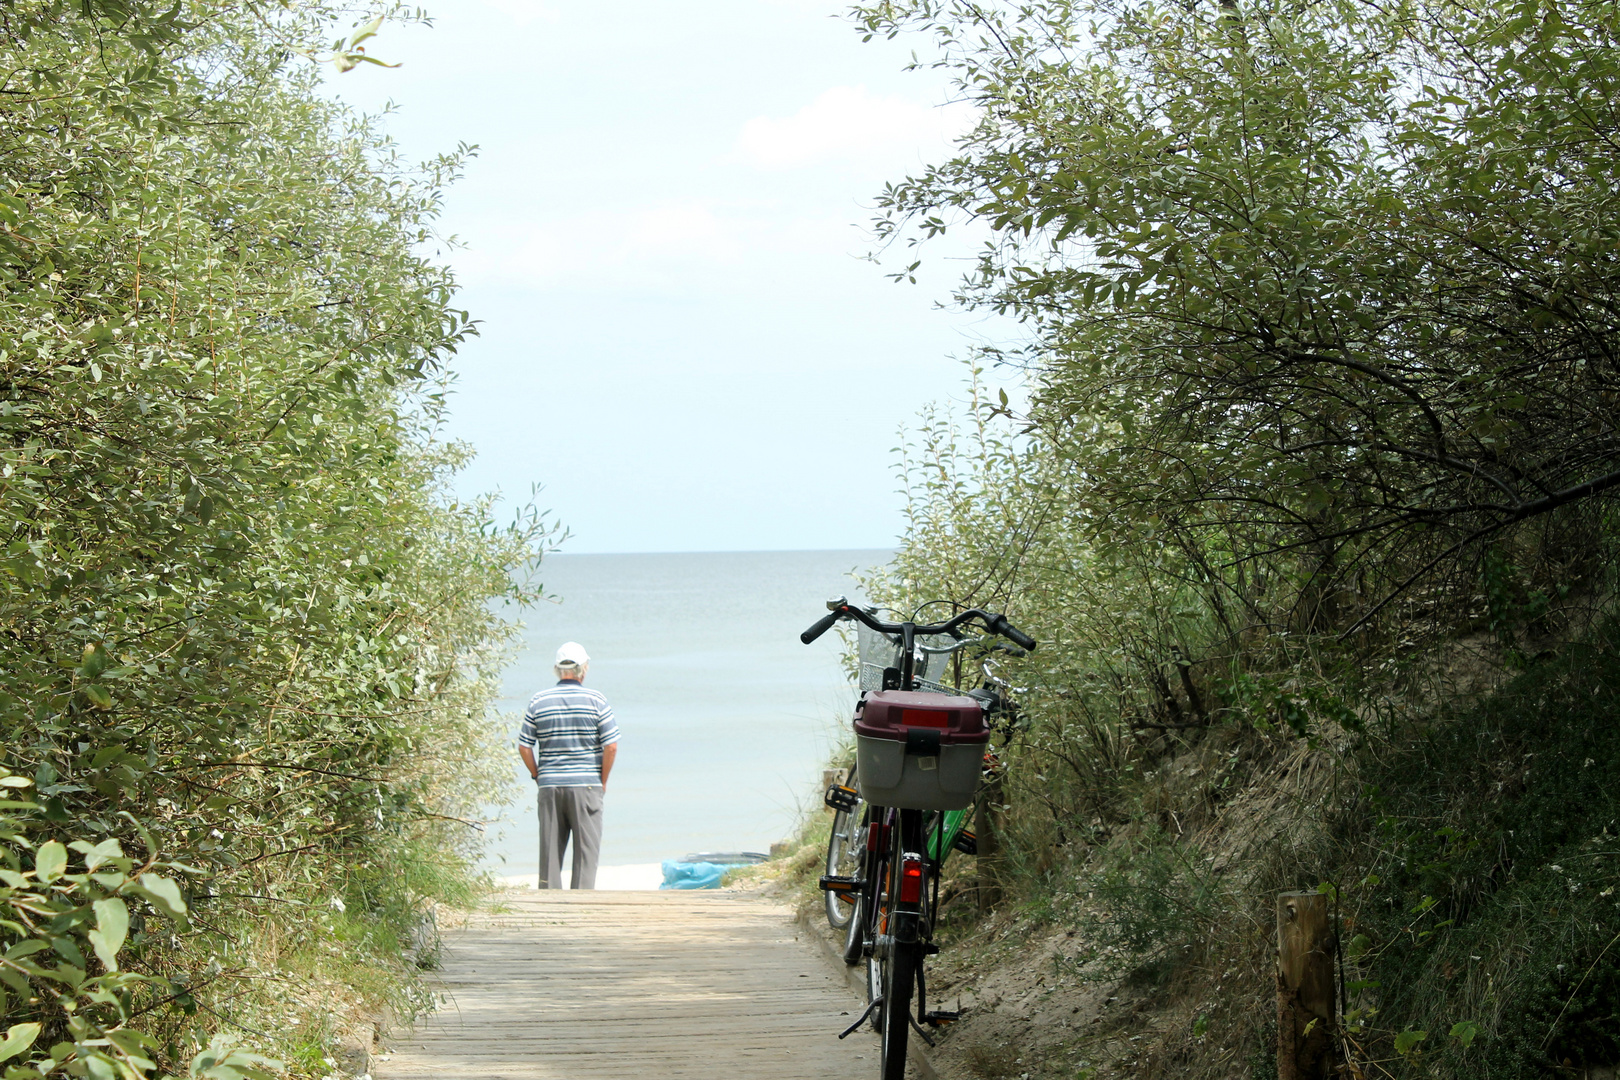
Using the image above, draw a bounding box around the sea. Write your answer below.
[480,549,891,880]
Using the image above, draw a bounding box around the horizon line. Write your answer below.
[543,546,897,558]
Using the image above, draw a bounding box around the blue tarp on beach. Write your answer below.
[659,860,727,890]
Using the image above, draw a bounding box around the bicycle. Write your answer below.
[803,598,1036,1080]
[821,653,1021,937]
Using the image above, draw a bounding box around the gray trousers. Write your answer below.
[536,784,603,889]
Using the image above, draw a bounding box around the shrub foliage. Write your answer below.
[854,0,1620,1075]
[1,3,551,1077]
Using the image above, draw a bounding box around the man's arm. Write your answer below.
[519,743,538,782]
[600,742,616,789]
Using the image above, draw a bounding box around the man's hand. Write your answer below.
[519,743,539,784]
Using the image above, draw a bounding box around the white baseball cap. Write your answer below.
[555,641,590,666]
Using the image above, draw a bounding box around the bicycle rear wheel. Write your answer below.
[879,938,917,1080]
[824,767,864,930]
[861,808,892,1020]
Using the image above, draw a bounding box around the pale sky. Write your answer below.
[327,0,1014,553]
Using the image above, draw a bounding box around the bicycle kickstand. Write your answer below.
[838,996,883,1039]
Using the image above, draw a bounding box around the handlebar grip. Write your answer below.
[800,609,843,645]
[987,614,1037,652]
[1005,626,1037,651]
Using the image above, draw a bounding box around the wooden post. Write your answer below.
[1277,891,1336,1080]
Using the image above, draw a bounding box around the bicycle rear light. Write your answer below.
[899,854,923,904]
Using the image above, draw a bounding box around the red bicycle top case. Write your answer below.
[855,690,987,745]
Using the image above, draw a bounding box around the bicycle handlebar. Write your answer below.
[984,613,1037,651]
[799,602,1037,652]
[799,609,843,645]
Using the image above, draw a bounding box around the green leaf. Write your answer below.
[34,841,67,882]
[89,898,129,971]
[1448,1020,1481,1049]
[82,684,113,710]
[52,933,87,970]
[79,641,108,678]
[90,745,125,769]
[105,1028,158,1057]
[0,966,29,998]
[135,873,187,923]
[3,941,51,961]
[83,1051,119,1080]
[1394,1028,1428,1055]
[70,838,124,872]
[0,1023,41,1064]
[350,14,384,45]
[190,1036,281,1080]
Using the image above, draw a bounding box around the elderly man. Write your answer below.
[518,641,620,889]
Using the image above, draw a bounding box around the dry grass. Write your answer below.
[963,1041,1024,1078]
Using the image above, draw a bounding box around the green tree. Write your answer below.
[857,0,1620,637]
[855,3,1620,1073]
[1,3,556,1076]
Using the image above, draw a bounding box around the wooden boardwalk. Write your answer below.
[375,889,879,1080]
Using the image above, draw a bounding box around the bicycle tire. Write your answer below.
[862,808,891,1023]
[879,938,917,1080]
[823,767,864,929]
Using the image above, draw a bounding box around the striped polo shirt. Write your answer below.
[519,680,620,787]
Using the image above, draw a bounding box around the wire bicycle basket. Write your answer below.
[856,621,958,694]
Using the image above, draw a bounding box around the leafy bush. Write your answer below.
[1340,627,1620,1077]
[849,0,1620,1075]
[0,3,554,1076]
[1080,825,1230,963]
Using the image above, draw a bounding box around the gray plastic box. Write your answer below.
[854,690,987,811]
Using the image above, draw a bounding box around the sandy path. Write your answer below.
[374,889,879,1080]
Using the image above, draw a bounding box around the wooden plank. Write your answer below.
[375,890,880,1080]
